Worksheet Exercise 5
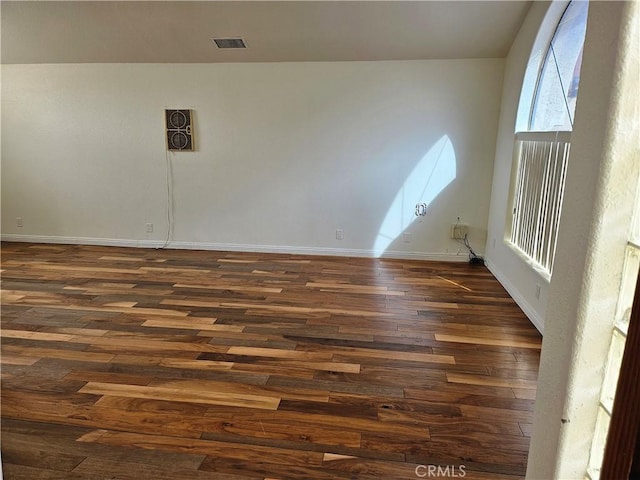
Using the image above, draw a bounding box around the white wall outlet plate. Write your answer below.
[451,223,469,239]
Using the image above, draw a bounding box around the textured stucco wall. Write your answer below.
[526,1,640,478]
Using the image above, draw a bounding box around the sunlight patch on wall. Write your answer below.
[373,135,456,256]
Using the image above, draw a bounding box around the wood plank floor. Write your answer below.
[0,242,542,480]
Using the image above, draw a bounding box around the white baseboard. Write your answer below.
[485,258,545,334]
[0,234,165,249]
[0,234,469,262]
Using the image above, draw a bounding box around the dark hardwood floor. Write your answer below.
[0,242,542,479]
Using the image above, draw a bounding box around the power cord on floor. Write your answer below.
[463,234,484,265]
[453,218,484,265]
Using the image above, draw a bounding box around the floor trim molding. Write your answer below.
[0,234,470,262]
[485,258,545,334]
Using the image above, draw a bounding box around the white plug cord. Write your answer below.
[158,146,173,250]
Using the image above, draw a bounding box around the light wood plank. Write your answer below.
[79,381,281,410]
[435,333,542,349]
[446,373,537,389]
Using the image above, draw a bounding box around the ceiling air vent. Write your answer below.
[211,38,246,49]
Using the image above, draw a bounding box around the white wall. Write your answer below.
[484,2,552,332]
[1,60,503,259]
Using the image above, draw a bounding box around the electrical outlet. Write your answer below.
[16,217,23,228]
[403,232,412,243]
[336,229,344,240]
[146,223,154,233]
[535,284,541,300]
[451,223,469,239]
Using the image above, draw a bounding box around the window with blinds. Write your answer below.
[509,132,571,274]
[508,0,587,275]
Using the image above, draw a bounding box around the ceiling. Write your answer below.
[1,1,532,64]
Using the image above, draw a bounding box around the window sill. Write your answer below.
[505,240,552,283]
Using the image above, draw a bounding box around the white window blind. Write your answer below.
[510,131,571,274]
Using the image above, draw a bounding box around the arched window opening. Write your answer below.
[530,0,589,131]
[509,0,588,276]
